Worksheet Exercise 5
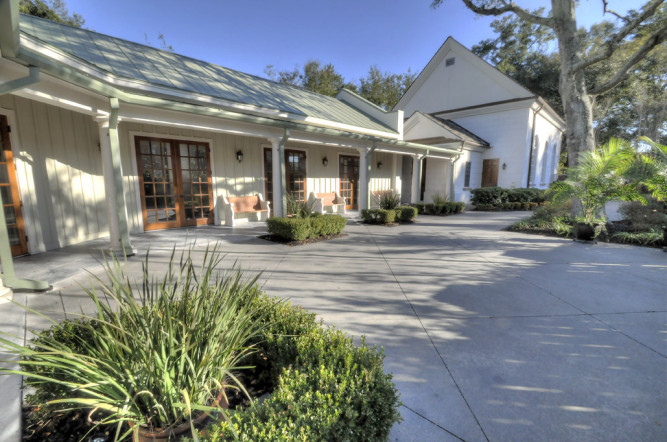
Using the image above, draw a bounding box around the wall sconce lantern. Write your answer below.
[377,161,383,170]
[502,162,507,170]
[322,156,328,167]
[236,150,244,162]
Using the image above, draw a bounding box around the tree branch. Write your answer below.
[572,0,665,73]
[602,0,631,23]
[448,0,556,27]
[589,24,667,95]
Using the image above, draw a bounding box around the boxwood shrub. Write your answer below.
[415,202,465,216]
[396,206,418,222]
[361,209,396,224]
[471,187,545,211]
[266,215,346,241]
[204,292,401,441]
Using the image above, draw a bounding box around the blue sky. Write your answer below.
[62,0,648,82]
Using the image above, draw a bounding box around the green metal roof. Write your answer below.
[18,14,395,134]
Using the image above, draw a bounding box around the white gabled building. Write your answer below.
[395,37,566,204]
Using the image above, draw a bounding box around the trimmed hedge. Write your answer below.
[204,292,401,441]
[415,202,465,216]
[471,187,545,211]
[361,209,396,224]
[396,206,418,222]
[266,215,346,241]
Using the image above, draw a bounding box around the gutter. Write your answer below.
[526,102,544,188]
[0,65,39,95]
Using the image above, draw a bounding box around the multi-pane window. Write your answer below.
[285,150,306,201]
[464,161,472,187]
[263,147,273,205]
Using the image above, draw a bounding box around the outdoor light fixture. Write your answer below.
[377,161,383,169]
[502,162,507,170]
[236,150,244,162]
[322,156,328,167]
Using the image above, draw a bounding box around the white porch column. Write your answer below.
[391,154,398,194]
[449,158,457,202]
[411,154,422,204]
[97,114,135,256]
[358,147,372,211]
[270,137,283,217]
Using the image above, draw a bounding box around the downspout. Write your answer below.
[526,101,544,188]
[278,128,289,216]
[0,66,40,95]
[108,97,135,256]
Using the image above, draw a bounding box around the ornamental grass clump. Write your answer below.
[1,246,265,441]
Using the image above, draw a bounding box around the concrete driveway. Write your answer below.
[1,211,665,441]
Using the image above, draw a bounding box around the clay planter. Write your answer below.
[131,391,228,442]
[573,222,597,242]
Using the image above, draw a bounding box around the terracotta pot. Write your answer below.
[574,222,596,242]
[131,391,228,442]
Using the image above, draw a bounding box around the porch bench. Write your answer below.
[307,192,346,214]
[222,194,270,226]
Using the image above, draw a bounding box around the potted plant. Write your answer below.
[547,138,643,242]
[1,247,264,441]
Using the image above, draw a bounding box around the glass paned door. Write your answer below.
[179,143,212,226]
[285,149,306,201]
[0,115,28,256]
[339,155,359,210]
[136,136,213,231]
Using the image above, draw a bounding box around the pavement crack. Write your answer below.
[365,224,490,442]
[400,404,466,441]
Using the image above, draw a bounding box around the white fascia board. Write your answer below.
[1,60,108,115]
[532,100,566,131]
[119,103,283,140]
[19,34,399,139]
[435,98,535,120]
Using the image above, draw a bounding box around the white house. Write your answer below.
[0,2,465,258]
[395,37,566,205]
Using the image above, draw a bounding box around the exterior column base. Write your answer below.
[0,279,13,304]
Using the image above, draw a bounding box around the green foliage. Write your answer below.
[396,206,418,222]
[416,202,464,215]
[618,199,667,231]
[547,138,644,223]
[637,137,667,201]
[470,187,508,206]
[430,192,448,205]
[359,65,417,110]
[374,191,401,210]
[19,0,85,27]
[266,215,346,241]
[206,325,401,441]
[610,231,663,247]
[4,247,265,439]
[286,193,316,219]
[361,209,397,224]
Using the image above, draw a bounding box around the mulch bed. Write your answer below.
[258,233,345,246]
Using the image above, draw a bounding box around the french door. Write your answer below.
[0,115,28,256]
[285,149,306,201]
[339,155,359,210]
[135,136,213,231]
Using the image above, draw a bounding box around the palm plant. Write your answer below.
[1,246,265,440]
[547,138,644,226]
[637,136,667,202]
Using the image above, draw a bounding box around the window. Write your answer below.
[540,141,550,185]
[464,161,471,187]
[445,57,455,67]
[263,147,273,205]
[529,135,539,187]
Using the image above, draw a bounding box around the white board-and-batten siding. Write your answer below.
[0,95,107,253]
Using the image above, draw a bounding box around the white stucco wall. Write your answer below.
[452,149,482,204]
[530,112,563,189]
[422,157,450,203]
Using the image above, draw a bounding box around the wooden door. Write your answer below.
[0,115,28,256]
[285,149,306,201]
[263,147,273,206]
[339,155,359,210]
[136,137,213,231]
[481,158,499,188]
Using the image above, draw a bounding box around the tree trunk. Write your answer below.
[552,0,596,167]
